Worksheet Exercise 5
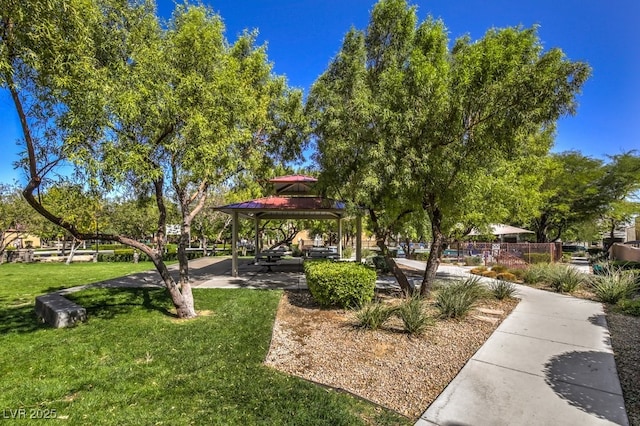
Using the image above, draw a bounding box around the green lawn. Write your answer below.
[0,263,408,425]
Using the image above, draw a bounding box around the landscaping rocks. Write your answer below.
[265,291,518,419]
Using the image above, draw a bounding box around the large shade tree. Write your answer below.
[1,0,304,318]
[529,151,640,243]
[307,0,590,295]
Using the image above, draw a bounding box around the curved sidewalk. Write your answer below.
[395,260,629,426]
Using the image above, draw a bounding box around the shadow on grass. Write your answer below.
[0,288,176,334]
[67,288,177,320]
[0,304,48,334]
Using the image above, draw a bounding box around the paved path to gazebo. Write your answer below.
[395,259,629,426]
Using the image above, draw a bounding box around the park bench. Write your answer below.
[307,247,339,260]
[35,293,87,328]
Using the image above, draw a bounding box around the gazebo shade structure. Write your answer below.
[468,224,534,242]
[215,175,362,276]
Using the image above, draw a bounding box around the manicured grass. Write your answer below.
[0,263,408,425]
[0,262,161,303]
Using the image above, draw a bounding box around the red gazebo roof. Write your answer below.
[268,174,318,195]
[216,195,346,220]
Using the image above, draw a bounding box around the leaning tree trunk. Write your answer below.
[377,238,413,297]
[421,207,445,297]
[65,238,80,265]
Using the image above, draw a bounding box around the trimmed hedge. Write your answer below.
[98,249,206,263]
[304,261,376,308]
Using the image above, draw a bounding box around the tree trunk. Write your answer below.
[65,238,79,265]
[421,207,444,297]
[177,223,196,318]
[377,238,413,297]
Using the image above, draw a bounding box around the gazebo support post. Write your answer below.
[337,218,343,258]
[254,217,260,260]
[356,214,362,263]
[232,211,239,277]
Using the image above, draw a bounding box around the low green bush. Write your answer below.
[491,280,517,300]
[304,261,376,308]
[368,255,391,273]
[481,270,498,278]
[470,266,487,275]
[397,296,433,335]
[435,276,486,318]
[616,299,640,317]
[415,252,430,261]
[491,265,508,274]
[98,249,205,263]
[360,248,375,258]
[561,253,572,263]
[523,253,551,264]
[342,247,353,259]
[354,301,397,330]
[547,264,586,293]
[590,265,639,304]
[496,272,517,282]
[522,263,553,284]
[509,268,525,280]
[464,256,482,266]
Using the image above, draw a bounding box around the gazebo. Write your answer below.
[215,175,362,277]
[468,224,535,242]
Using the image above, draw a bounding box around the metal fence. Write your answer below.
[447,242,561,268]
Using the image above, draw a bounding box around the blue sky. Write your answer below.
[1,0,638,183]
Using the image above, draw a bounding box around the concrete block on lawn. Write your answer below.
[35,294,87,328]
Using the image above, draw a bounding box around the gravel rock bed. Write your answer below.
[265,291,518,419]
[607,311,640,426]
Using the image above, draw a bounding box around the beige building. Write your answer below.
[1,229,41,249]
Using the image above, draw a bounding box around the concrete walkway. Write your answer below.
[395,260,629,426]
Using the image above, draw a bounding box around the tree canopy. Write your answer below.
[308,0,591,294]
[1,0,305,317]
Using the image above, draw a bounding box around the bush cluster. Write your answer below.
[496,272,517,282]
[98,249,206,263]
[616,299,640,317]
[522,263,587,293]
[464,256,482,266]
[523,253,551,264]
[491,280,517,300]
[415,252,430,262]
[589,264,639,304]
[481,270,498,278]
[354,296,433,335]
[354,302,397,330]
[470,265,519,283]
[304,261,376,308]
[435,277,486,318]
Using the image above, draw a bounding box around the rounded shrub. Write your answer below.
[304,261,377,308]
[491,265,508,274]
[481,270,498,279]
[470,266,487,275]
[496,272,517,282]
[464,256,482,266]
